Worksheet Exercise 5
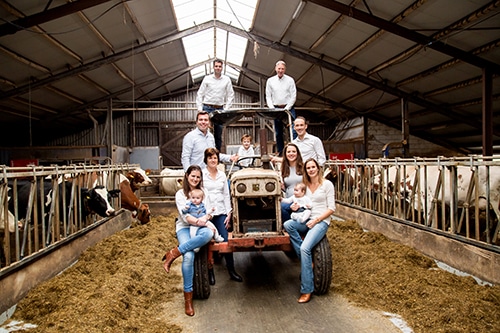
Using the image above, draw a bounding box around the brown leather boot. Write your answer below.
[184,291,195,316]
[162,247,181,273]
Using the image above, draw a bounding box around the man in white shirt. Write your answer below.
[196,59,235,151]
[182,111,237,171]
[293,116,326,166]
[271,116,326,167]
[265,60,297,155]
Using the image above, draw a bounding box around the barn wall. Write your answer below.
[47,90,259,149]
[366,119,462,158]
[321,117,462,159]
[36,93,463,163]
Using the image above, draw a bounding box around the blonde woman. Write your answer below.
[283,158,335,304]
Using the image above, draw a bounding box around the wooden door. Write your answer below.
[160,123,190,167]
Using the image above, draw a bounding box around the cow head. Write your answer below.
[125,169,153,192]
[136,203,151,224]
[82,185,116,218]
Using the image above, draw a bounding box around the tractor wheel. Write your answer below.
[193,245,211,299]
[313,236,333,295]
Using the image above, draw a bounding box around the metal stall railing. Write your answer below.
[0,164,140,270]
[324,156,500,247]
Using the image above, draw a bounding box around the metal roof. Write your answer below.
[0,0,499,154]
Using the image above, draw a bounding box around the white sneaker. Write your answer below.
[214,234,224,242]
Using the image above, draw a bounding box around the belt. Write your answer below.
[204,104,223,109]
[275,104,286,108]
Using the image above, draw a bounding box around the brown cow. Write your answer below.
[119,173,151,224]
[126,168,152,192]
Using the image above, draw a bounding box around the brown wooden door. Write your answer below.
[160,123,190,167]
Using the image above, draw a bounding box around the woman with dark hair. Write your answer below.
[162,165,214,316]
[283,158,335,304]
[280,143,304,221]
[203,147,243,283]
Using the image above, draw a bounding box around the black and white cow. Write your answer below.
[9,180,118,229]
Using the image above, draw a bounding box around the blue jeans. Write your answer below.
[281,201,292,222]
[203,105,223,151]
[211,214,236,268]
[275,107,297,155]
[176,226,214,292]
[283,219,329,294]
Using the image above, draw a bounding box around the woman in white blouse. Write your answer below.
[283,158,336,304]
[203,148,243,284]
[280,143,304,221]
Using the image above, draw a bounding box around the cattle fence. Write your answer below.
[324,156,500,249]
[0,164,140,271]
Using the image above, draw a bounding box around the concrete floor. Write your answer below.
[166,251,408,333]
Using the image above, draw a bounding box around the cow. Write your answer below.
[0,208,16,232]
[409,165,500,242]
[9,181,117,227]
[160,168,184,196]
[118,173,151,224]
[370,164,500,243]
[324,165,356,190]
[369,165,418,217]
[3,180,118,257]
[125,168,152,192]
[0,185,23,233]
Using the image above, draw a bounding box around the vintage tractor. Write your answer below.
[192,108,332,299]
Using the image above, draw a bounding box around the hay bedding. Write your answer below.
[5,215,500,333]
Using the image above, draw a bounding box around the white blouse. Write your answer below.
[202,168,232,216]
[306,180,336,225]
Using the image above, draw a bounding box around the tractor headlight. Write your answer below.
[265,182,276,192]
[237,183,247,193]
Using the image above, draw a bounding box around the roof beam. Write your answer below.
[0,21,213,100]
[308,0,500,74]
[216,21,489,134]
[228,62,362,116]
[0,0,116,37]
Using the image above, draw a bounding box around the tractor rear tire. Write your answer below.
[313,236,333,295]
[193,245,211,299]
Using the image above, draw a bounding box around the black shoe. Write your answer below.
[208,268,216,285]
[228,268,243,282]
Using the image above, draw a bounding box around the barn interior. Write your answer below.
[0,0,499,165]
[1,1,500,330]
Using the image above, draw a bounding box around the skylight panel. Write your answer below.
[172,0,258,81]
[172,0,212,30]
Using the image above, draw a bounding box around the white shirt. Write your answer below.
[265,74,296,111]
[196,74,235,110]
[282,166,303,198]
[306,180,336,225]
[202,168,232,216]
[237,146,255,167]
[281,194,312,210]
[181,128,230,171]
[293,133,327,166]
